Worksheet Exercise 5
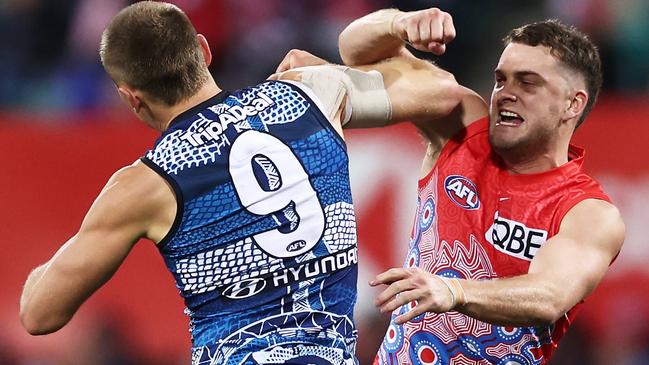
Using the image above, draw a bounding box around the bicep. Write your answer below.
[276,58,488,134]
[34,165,159,311]
[40,225,137,309]
[37,174,146,301]
[55,198,142,282]
[528,199,625,303]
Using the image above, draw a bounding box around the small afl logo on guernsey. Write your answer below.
[444,175,480,210]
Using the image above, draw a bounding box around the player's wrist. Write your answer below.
[438,276,466,310]
[387,10,407,40]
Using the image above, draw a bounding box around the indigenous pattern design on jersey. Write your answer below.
[376,118,610,365]
[142,81,358,365]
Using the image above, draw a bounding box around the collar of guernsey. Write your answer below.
[495,145,587,187]
[167,90,230,128]
[421,117,590,188]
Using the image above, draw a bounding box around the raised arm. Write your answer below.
[354,56,485,132]
[372,199,625,326]
[19,161,175,335]
[338,8,456,66]
[273,50,487,139]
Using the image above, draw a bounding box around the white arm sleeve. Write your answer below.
[282,65,392,127]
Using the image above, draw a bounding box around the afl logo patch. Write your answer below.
[286,240,307,252]
[444,175,480,210]
[222,278,267,299]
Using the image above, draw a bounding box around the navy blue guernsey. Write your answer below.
[141,81,358,365]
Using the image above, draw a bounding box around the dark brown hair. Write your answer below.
[504,19,602,127]
[99,1,209,106]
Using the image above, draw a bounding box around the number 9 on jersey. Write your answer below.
[229,130,326,258]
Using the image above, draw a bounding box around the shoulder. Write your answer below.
[103,160,168,204]
[562,199,624,233]
[560,199,625,254]
[88,160,176,239]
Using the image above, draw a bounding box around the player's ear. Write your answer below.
[565,89,587,122]
[197,34,212,67]
[116,84,142,114]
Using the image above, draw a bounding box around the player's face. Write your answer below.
[488,43,575,162]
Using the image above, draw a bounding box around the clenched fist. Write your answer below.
[391,8,456,55]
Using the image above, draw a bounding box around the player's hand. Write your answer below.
[370,267,455,324]
[391,8,456,55]
[274,49,329,73]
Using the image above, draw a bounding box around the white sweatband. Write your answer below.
[288,65,392,127]
[438,276,466,309]
[290,66,348,123]
[342,67,392,127]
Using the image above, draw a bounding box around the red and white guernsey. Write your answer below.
[376,118,610,365]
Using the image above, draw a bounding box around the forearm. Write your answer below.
[20,256,83,335]
[356,58,473,127]
[457,274,570,327]
[20,260,78,335]
[19,234,131,335]
[20,240,80,334]
[339,9,406,65]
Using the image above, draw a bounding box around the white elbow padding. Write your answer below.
[289,65,392,127]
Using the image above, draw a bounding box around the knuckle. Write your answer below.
[393,281,406,292]
[426,8,441,17]
[406,17,417,28]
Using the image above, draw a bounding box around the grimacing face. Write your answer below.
[488,42,578,164]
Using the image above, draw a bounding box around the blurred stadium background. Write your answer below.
[1,0,648,364]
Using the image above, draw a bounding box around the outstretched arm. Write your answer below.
[20,161,175,335]
[338,8,456,66]
[372,199,625,326]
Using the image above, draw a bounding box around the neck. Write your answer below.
[154,78,222,131]
[501,141,570,174]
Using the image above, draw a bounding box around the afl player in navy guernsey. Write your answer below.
[19,2,462,364]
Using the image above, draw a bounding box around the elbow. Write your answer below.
[20,309,46,335]
[338,23,383,66]
[525,290,573,326]
[338,33,358,66]
[424,80,488,125]
[528,303,566,327]
[527,282,583,327]
[20,304,66,336]
[436,74,465,116]
[411,72,465,121]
